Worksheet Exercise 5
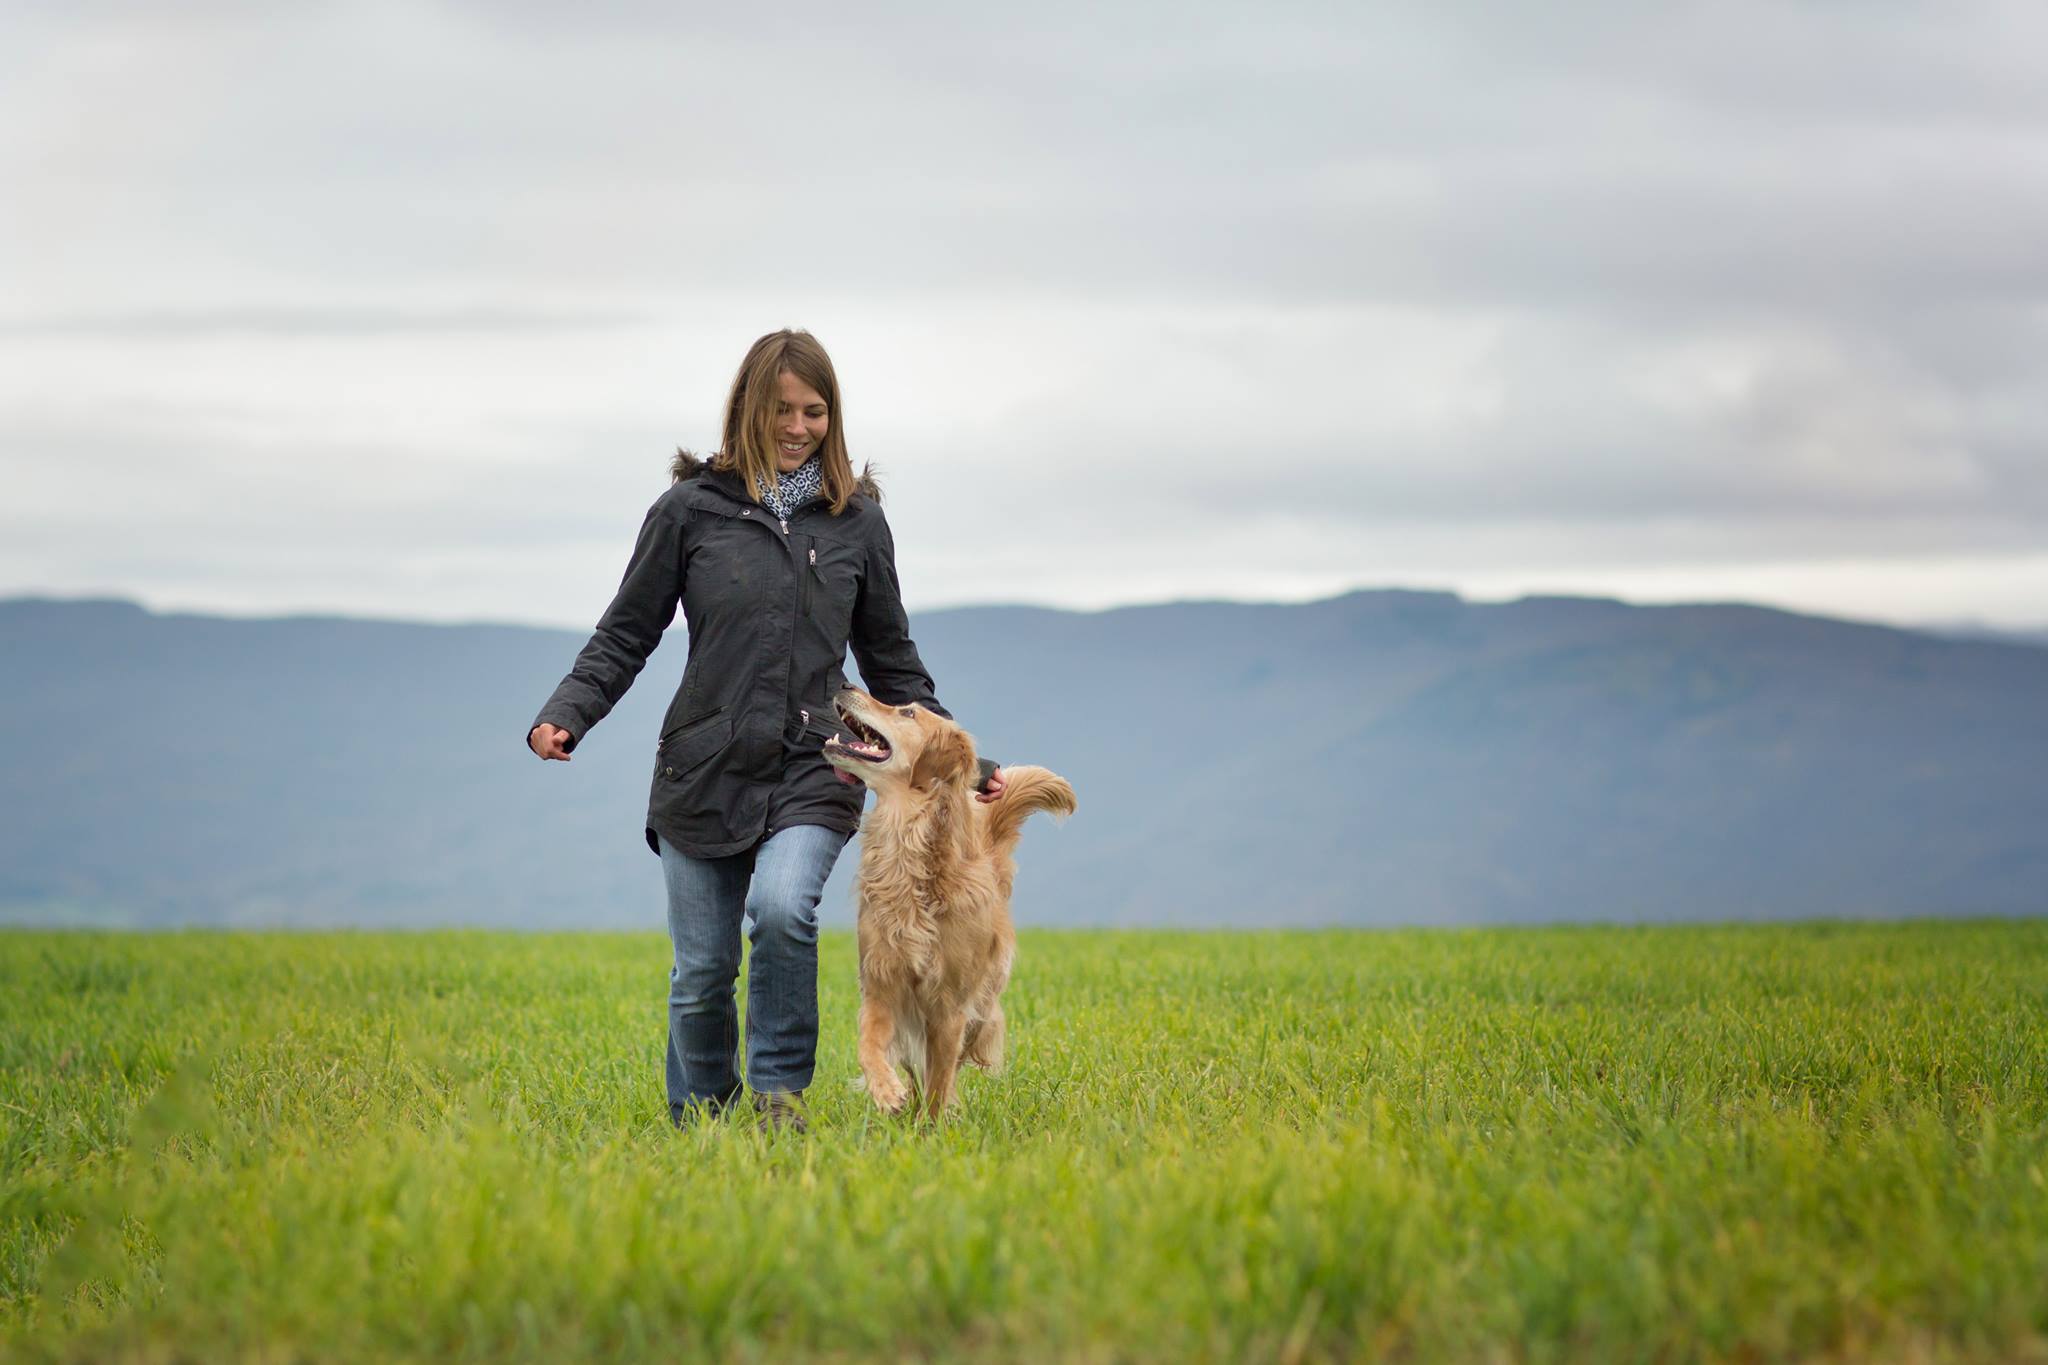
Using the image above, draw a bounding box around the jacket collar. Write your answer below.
[670,448,882,508]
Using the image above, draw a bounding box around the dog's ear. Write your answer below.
[909,725,975,792]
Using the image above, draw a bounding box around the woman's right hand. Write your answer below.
[529,723,574,761]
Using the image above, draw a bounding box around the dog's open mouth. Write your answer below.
[824,702,892,775]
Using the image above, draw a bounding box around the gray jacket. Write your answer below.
[530,452,985,857]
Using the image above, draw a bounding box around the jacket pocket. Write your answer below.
[801,536,862,643]
[656,705,731,781]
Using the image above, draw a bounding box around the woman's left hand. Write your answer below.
[975,767,1005,804]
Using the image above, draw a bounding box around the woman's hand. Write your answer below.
[529,723,574,761]
[974,767,1005,804]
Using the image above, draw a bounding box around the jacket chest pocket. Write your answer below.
[802,537,862,635]
[685,515,776,623]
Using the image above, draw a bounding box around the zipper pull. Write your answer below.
[779,517,789,534]
[808,547,817,565]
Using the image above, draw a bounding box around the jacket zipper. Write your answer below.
[798,543,820,616]
[730,493,831,741]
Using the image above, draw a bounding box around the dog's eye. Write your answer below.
[897,706,915,717]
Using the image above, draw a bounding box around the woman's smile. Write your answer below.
[774,371,830,473]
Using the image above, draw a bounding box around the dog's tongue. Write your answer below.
[834,768,859,787]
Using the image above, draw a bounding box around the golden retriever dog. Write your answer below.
[822,685,1075,1119]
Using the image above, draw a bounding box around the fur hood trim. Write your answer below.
[671,448,881,502]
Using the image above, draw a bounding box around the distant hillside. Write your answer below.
[1929,622,2048,649]
[2,592,2043,928]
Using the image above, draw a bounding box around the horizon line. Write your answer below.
[4,586,2043,643]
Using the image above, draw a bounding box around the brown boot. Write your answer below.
[752,1090,809,1135]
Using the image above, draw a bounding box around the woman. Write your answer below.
[527,329,1000,1132]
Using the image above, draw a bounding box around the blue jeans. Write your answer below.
[657,824,849,1119]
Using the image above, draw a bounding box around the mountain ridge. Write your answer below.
[15,585,2041,645]
[3,589,2042,928]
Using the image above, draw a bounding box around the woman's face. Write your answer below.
[774,371,830,473]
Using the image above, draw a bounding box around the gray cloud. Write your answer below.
[1,1,2044,627]
[0,308,655,338]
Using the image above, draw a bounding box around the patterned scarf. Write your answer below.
[760,454,823,521]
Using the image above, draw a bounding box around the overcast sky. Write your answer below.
[4,0,2045,631]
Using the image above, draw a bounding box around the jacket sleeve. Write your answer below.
[849,512,950,717]
[849,511,1000,792]
[527,495,685,752]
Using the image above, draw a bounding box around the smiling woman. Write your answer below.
[773,373,830,472]
[714,331,862,510]
[524,328,1001,1134]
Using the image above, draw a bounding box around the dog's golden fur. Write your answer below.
[823,687,1075,1118]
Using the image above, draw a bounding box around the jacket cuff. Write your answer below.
[974,757,999,793]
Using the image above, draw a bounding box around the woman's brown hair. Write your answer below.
[711,329,859,516]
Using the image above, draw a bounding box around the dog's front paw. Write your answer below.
[866,1071,910,1115]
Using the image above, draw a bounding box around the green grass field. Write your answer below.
[4,922,2047,1363]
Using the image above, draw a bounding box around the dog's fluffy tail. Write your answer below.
[983,764,1076,856]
